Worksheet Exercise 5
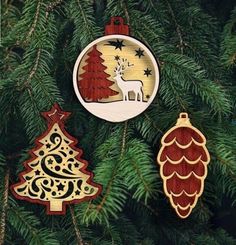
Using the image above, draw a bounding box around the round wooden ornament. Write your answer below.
[73,17,160,122]
[157,113,210,218]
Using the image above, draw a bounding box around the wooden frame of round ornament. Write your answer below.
[73,34,160,122]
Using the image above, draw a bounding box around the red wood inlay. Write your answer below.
[157,113,210,218]
[163,160,205,177]
[105,17,129,35]
[164,127,204,145]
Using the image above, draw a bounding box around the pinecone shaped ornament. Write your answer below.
[157,113,210,218]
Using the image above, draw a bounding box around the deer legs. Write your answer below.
[137,91,143,102]
[122,90,143,102]
[124,93,128,101]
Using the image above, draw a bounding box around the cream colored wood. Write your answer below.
[73,34,160,122]
[157,113,210,218]
[50,201,63,212]
[14,123,99,212]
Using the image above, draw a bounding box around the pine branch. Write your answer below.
[144,113,163,134]
[206,125,236,202]
[69,205,85,245]
[0,1,20,40]
[1,0,63,140]
[24,0,41,44]
[96,166,119,214]
[140,0,156,13]
[0,167,9,245]
[67,0,101,51]
[160,58,192,110]
[7,206,59,245]
[112,216,140,244]
[121,121,128,157]
[121,0,130,26]
[127,193,159,218]
[133,112,164,144]
[24,48,41,87]
[77,125,129,225]
[77,0,95,40]
[161,53,232,116]
[214,228,236,245]
[221,7,236,68]
[0,80,20,134]
[1,0,236,243]
[46,0,64,13]
[164,0,184,54]
[105,0,126,17]
[97,122,128,212]
[121,139,160,202]
[0,3,21,131]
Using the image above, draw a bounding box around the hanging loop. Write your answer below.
[105,16,130,35]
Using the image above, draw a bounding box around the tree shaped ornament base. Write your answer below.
[11,104,102,215]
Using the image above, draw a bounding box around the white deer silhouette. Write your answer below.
[114,58,143,102]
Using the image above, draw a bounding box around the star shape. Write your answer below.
[57,183,64,191]
[106,39,125,50]
[135,48,144,58]
[74,163,79,168]
[48,159,53,165]
[46,143,51,149]
[75,190,80,195]
[144,68,152,77]
[114,55,120,61]
[41,103,71,125]
[115,40,125,50]
[35,170,40,175]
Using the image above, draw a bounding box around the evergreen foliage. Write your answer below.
[0,0,236,244]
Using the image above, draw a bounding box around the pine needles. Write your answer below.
[1,0,236,244]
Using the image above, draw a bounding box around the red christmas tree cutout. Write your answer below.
[11,103,102,215]
[157,113,210,218]
[78,45,118,101]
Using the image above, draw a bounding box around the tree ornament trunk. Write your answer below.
[49,200,63,212]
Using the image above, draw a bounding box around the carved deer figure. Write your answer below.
[114,58,143,102]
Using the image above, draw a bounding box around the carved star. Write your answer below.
[74,163,79,168]
[106,39,125,50]
[75,190,80,195]
[114,55,120,61]
[48,159,53,165]
[35,170,40,175]
[57,183,64,191]
[144,68,152,77]
[135,48,144,58]
[41,103,71,125]
[46,143,51,149]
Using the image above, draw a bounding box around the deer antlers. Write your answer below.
[114,58,134,75]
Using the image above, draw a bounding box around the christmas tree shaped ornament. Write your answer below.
[73,17,160,122]
[11,104,102,215]
[157,113,210,218]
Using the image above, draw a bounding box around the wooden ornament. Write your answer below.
[105,16,129,35]
[73,17,160,122]
[157,113,210,218]
[11,103,102,215]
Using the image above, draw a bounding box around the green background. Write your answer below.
[0,0,236,244]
